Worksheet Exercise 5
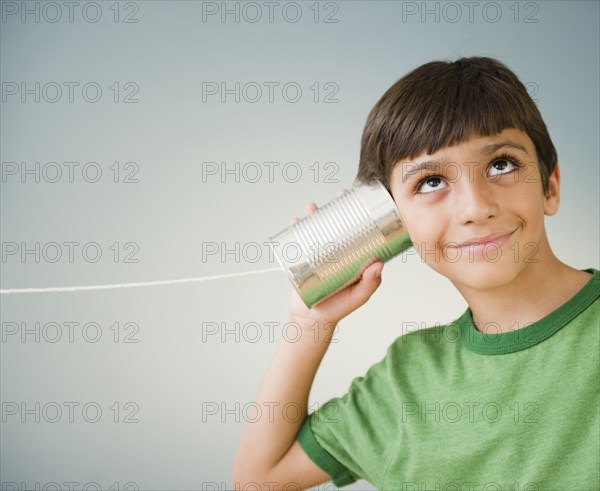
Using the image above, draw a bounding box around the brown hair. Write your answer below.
[356,57,557,195]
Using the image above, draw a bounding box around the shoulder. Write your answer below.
[386,319,462,358]
[353,318,463,386]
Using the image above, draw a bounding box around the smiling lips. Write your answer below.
[450,229,517,251]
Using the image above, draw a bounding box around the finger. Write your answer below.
[289,217,300,225]
[343,257,380,287]
[346,261,384,304]
[356,256,381,278]
[366,260,384,281]
[336,188,349,197]
[305,202,318,215]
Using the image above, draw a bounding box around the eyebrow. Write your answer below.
[400,141,529,182]
[483,141,528,155]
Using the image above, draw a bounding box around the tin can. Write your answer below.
[268,179,412,308]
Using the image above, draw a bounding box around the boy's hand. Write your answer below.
[288,188,384,326]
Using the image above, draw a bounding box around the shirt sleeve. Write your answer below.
[297,414,359,486]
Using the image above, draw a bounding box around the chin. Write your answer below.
[439,258,524,291]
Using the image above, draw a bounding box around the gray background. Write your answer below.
[1,1,598,489]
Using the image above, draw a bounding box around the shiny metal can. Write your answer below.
[268,179,412,308]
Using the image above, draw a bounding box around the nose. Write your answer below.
[453,179,499,225]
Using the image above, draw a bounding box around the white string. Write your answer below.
[0,267,283,295]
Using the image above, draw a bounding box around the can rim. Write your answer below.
[267,236,312,308]
[367,179,404,221]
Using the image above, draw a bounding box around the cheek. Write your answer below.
[392,187,446,251]
[506,189,544,223]
[400,206,444,251]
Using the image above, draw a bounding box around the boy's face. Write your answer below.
[389,128,560,290]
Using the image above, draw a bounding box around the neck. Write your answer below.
[451,245,592,334]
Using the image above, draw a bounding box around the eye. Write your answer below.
[415,175,447,194]
[488,156,520,177]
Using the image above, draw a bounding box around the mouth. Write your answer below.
[451,228,517,251]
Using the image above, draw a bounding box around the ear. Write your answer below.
[543,162,560,216]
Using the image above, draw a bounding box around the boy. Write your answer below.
[232,57,599,490]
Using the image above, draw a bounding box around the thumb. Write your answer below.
[348,261,383,305]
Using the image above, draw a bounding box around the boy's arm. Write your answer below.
[232,195,384,488]
[230,316,338,488]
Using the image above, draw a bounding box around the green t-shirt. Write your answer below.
[297,268,600,490]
